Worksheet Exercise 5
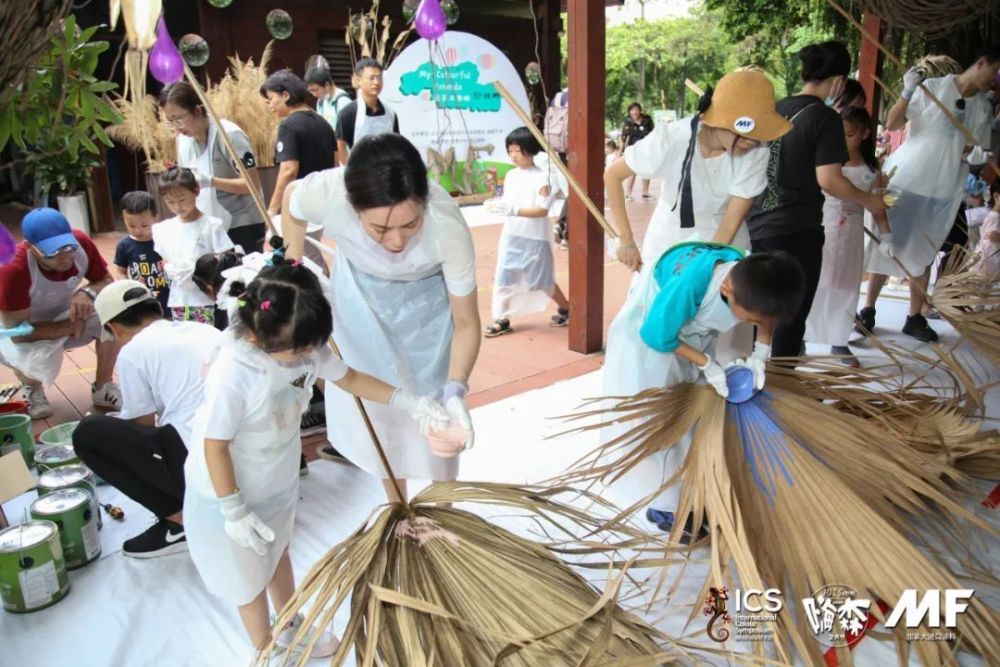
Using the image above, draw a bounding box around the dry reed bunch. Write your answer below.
[346,0,413,70]
[253,481,733,666]
[106,94,176,172]
[555,379,1000,665]
[206,42,278,168]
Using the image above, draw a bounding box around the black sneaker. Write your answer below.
[299,453,309,476]
[645,508,709,545]
[123,518,187,559]
[300,409,327,436]
[830,345,860,368]
[315,442,350,464]
[902,313,939,342]
[855,307,876,335]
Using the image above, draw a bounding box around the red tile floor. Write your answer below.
[0,187,659,456]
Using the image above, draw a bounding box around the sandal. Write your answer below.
[550,308,569,327]
[484,318,512,337]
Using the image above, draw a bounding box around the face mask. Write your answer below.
[825,78,844,107]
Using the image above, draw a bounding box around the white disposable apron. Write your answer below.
[0,249,99,385]
[179,121,232,229]
[324,249,457,481]
[184,340,310,606]
[353,100,397,147]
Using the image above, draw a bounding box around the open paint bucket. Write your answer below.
[0,401,29,416]
[37,464,102,529]
[0,414,34,468]
[0,521,71,612]
[33,444,80,471]
[30,488,101,569]
[37,421,78,448]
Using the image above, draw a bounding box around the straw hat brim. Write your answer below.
[700,108,792,143]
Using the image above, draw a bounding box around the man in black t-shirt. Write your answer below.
[261,70,337,216]
[741,90,885,358]
[335,58,399,166]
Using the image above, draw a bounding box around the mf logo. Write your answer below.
[733,116,756,133]
[884,589,974,629]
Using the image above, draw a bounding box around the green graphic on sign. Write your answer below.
[399,62,501,112]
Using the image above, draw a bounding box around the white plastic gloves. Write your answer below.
[189,169,212,189]
[901,66,925,100]
[744,341,769,390]
[443,395,474,450]
[390,389,449,434]
[698,355,728,399]
[486,198,516,217]
[968,146,992,167]
[877,231,895,259]
[219,491,275,556]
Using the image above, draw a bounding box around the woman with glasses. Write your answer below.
[159,81,267,255]
[280,134,480,503]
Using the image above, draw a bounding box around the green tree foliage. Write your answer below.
[602,10,744,126]
[0,15,121,195]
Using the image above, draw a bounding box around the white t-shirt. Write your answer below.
[499,165,552,240]
[625,117,769,220]
[152,214,234,308]
[289,168,477,295]
[116,320,223,446]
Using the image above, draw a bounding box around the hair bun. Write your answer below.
[697,86,714,114]
[227,279,248,298]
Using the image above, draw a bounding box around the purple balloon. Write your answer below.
[150,15,185,84]
[0,224,16,265]
[414,0,447,41]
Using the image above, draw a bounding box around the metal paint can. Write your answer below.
[37,464,102,529]
[30,488,101,569]
[0,413,34,468]
[0,521,71,612]
[33,444,81,471]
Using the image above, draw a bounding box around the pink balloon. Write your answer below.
[0,224,15,265]
[414,0,447,41]
[150,15,185,84]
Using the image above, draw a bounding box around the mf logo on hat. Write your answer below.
[733,116,756,133]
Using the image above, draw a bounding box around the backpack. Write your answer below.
[544,90,569,155]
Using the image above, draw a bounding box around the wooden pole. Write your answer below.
[857,12,884,119]
[566,0,605,355]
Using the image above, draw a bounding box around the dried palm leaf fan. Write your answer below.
[556,367,1000,666]
[256,482,715,666]
[916,54,962,78]
[0,0,72,107]
[931,269,1000,373]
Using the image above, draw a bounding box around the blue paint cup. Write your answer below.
[725,365,756,404]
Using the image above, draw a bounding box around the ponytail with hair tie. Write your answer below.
[697,86,714,115]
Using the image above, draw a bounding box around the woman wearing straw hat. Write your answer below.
[279,134,480,503]
[601,69,793,532]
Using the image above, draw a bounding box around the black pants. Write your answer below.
[750,228,824,358]
[227,222,266,255]
[938,203,968,278]
[73,416,187,519]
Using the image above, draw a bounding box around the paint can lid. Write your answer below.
[31,488,91,516]
[38,464,92,489]
[725,365,756,404]
[34,444,76,464]
[0,521,56,552]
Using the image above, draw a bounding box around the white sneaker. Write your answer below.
[91,382,121,410]
[22,384,52,420]
[275,613,340,658]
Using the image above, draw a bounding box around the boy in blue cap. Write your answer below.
[0,208,121,418]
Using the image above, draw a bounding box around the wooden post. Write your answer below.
[540,0,562,101]
[88,146,115,233]
[858,12,884,119]
[565,0,605,354]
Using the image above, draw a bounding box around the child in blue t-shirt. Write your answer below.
[113,191,170,316]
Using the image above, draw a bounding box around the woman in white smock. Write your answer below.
[281,134,481,502]
[599,71,792,527]
[183,262,445,655]
[859,56,998,340]
[160,81,268,254]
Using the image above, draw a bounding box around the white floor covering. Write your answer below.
[2,294,999,666]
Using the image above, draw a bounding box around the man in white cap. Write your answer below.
[73,280,222,558]
[0,208,120,418]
